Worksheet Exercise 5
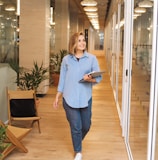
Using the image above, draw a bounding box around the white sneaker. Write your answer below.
[74,153,82,160]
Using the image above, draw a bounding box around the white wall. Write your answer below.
[0,64,16,122]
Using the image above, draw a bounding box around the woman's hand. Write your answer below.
[83,74,96,83]
[53,92,62,109]
[53,97,59,109]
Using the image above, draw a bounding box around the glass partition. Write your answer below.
[109,12,117,93]
[155,83,158,158]
[155,99,158,158]
[118,2,124,113]
[104,2,124,118]
[105,20,112,77]
[0,0,19,63]
[111,12,116,93]
[148,1,158,159]
[129,0,153,159]
[94,31,104,50]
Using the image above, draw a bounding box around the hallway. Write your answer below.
[5,56,128,160]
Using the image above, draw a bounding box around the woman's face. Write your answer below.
[76,35,86,52]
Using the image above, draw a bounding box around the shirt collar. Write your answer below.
[70,51,89,61]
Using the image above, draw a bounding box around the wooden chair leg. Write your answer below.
[31,120,41,133]
[7,130,28,153]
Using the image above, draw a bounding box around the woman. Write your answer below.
[53,32,102,160]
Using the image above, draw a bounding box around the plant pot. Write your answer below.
[52,73,60,86]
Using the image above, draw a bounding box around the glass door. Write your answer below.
[113,2,124,120]
[147,0,158,159]
[129,0,153,159]
[0,0,19,63]
[104,20,111,76]
[117,2,124,116]
[111,12,116,96]
[105,2,124,120]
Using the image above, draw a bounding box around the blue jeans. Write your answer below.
[63,98,92,152]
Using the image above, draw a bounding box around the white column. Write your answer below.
[19,0,50,94]
[55,0,69,53]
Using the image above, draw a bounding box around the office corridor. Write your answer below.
[6,56,128,160]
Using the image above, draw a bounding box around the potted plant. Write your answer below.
[50,49,68,74]
[50,49,68,86]
[0,125,9,158]
[9,61,49,94]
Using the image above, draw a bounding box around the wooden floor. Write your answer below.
[5,56,128,160]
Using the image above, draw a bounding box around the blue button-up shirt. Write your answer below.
[57,51,102,108]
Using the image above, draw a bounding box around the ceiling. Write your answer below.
[1,0,111,32]
[69,0,111,32]
[51,0,111,32]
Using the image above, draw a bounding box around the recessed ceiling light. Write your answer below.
[134,7,146,13]
[81,0,97,7]
[134,13,141,16]
[87,14,98,18]
[5,5,16,11]
[138,0,153,8]
[86,12,98,16]
[84,6,98,12]
[0,0,3,5]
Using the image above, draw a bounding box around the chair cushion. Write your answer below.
[10,99,36,117]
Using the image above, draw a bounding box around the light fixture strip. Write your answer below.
[84,6,98,12]
[81,0,100,30]
[134,7,146,13]
[138,0,153,8]
[0,0,3,5]
[17,0,20,15]
[81,0,97,7]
